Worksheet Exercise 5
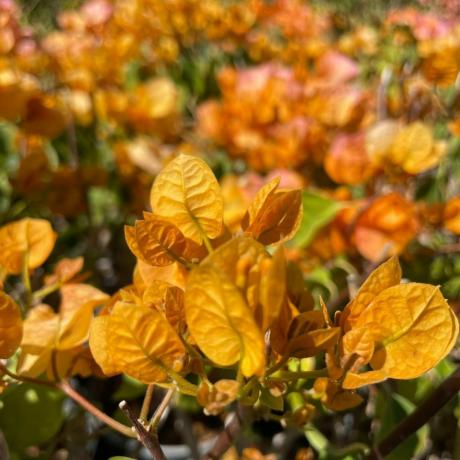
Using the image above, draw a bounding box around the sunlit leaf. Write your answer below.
[354,283,458,380]
[0,292,22,359]
[150,154,223,243]
[242,178,302,245]
[105,302,186,383]
[185,264,265,377]
[0,218,57,275]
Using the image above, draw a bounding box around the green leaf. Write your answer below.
[375,392,429,460]
[292,191,341,248]
[0,383,65,451]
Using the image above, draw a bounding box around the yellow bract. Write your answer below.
[341,256,401,331]
[357,283,458,380]
[18,284,108,378]
[125,213,205,266]
[339,258,459,388]
[0,292,23,359]
[241,177,303,245]
[0,218,57,275]
[105,302,185,383]
[150,154,224,244]
[185,264,265,377]
[366,121,446,175]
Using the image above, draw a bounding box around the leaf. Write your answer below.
[0,292,22,358]
[135,260,187,290]
[44,257,84,285]
[105,302,186,383]
[126,215,188,266]
[287,328,341,358]
[325,133,376,185]
[150,154,223,243]
[313,378,364,412]
[292,191,342,248]
[391,122,445,174]
[355,283,458,379]
[18,284,108,378]
[258,245,287,331]
[0,383,64,450]
[341,256,402,332]
[143,281,186,333]
[352,193,419,262]
[185,264,265,377]
[242,177,280,228]
[89,315,120,376]
[342,369,388,389]
[197,379,239,415]
[242,178,303,245]
[0,218,57,275]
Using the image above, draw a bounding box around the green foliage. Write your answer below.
[292,191,342,248]
[0,383,65,452]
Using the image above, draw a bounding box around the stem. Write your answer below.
[265,356,289,376]
[119,400,167,460]
[140,384,155,422]
[165,368,198,396]
[58,381,135,438]
[0,363,55,388]
[32,281,62,303]
[201,407,243,460]
[22,252,32,310]
[365,365,460,460]
[150,388,175,429]
[0,365,134,438]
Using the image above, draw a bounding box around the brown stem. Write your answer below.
[119,400,167,460]
[365,365,460,460]
[201,407,243,460]
[0,364,135,439]
[58,381,135,438]
[0,363,55,388]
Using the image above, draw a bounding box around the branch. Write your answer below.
[58,381,135,438]
[0,365,136,439]
[119,400,167,460]
[365,365,460,460]
[201,406,243,460]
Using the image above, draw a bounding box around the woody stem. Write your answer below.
[120,400,167,460]
[365,365,460,460]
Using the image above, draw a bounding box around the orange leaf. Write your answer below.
[0,292,23,359]
[0,218,57,275]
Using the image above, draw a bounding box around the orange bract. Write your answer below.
[0,218,57,275]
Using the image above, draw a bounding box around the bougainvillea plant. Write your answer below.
[1,154,458,459]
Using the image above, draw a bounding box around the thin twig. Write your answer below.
[201,406,243,460]
[0,365,136,439]
[59,381,135,438]
[365,365,460,460]
[140,384,155,422]
[119,400,167,460]
[150,388,175,428]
